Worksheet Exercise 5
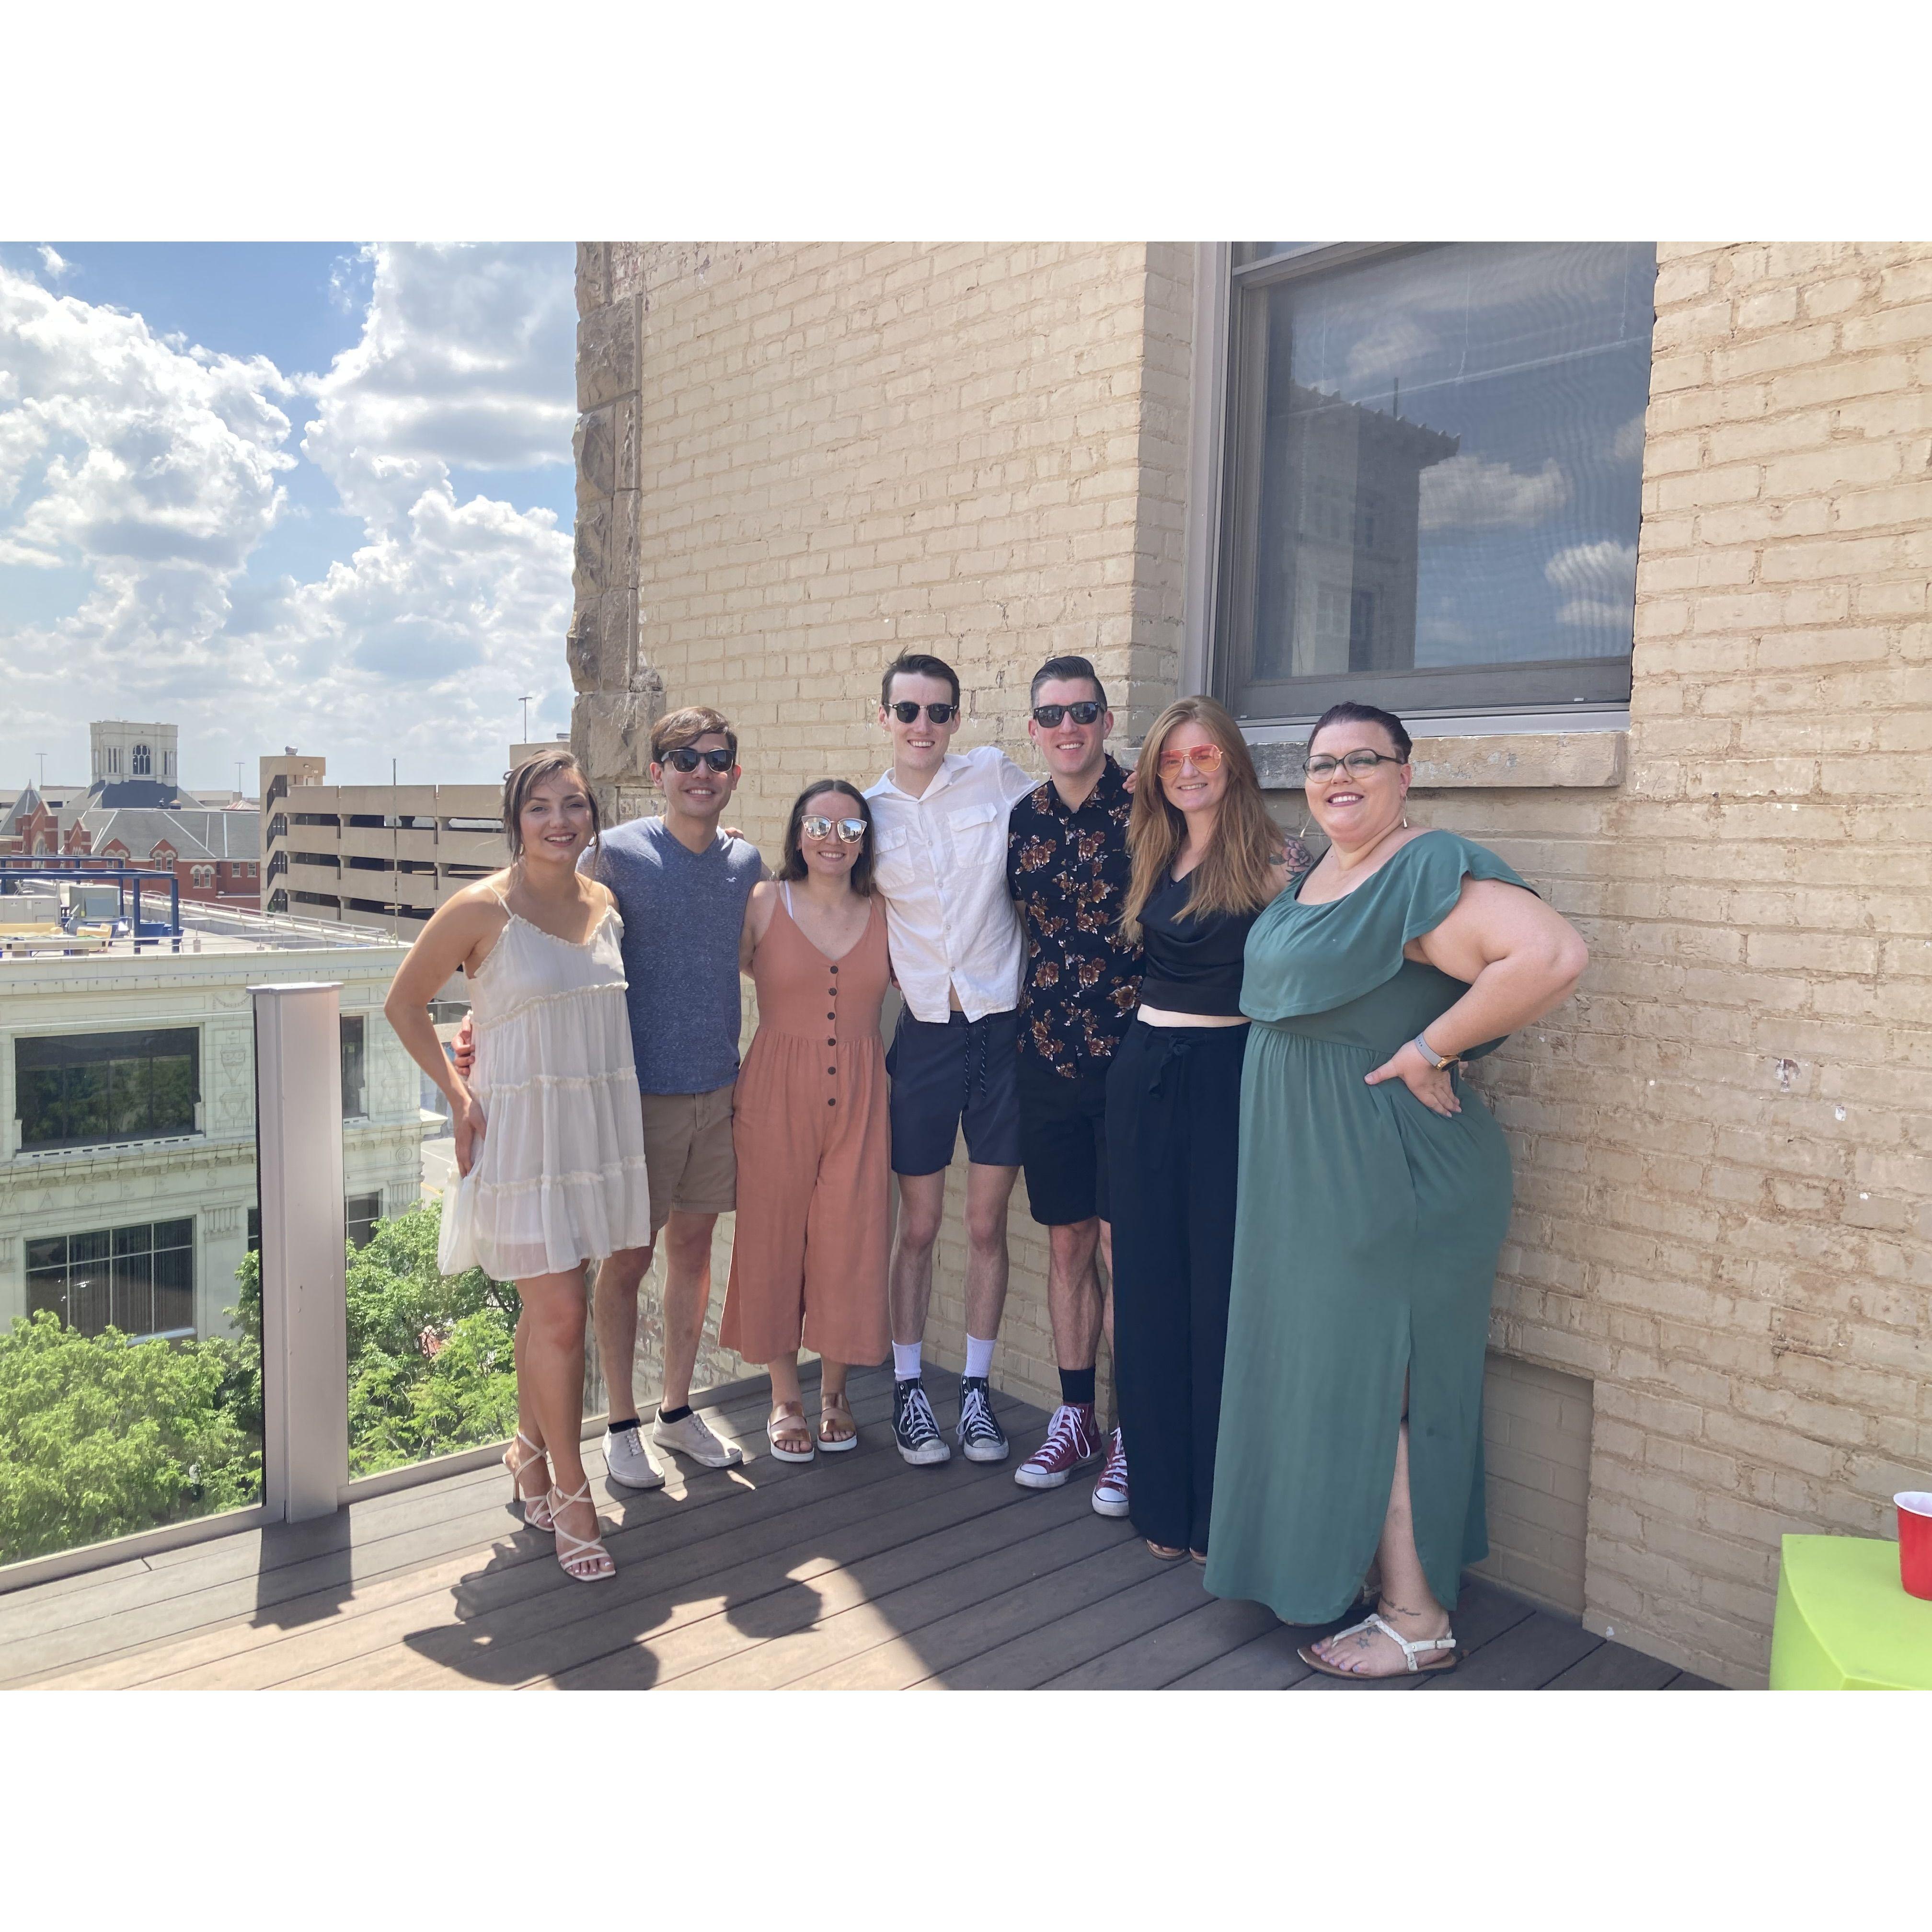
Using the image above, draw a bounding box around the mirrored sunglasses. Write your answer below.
[663,746,735,773]
[800,815,868,843]
[889,700,958,724]
[1032,701,1105,727]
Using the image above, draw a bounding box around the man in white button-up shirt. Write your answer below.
[865,653,1037,1470]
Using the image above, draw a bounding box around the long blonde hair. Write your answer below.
[1121,696,1280,943]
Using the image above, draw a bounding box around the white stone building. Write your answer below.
[1,908,432,1342]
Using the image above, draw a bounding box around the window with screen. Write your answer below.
[15,1029,200,1150]
[1217,242,1656,721]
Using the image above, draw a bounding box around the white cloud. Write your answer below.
[1546,538,1638,627]
[36,245,71,282]
[1612,411,1648,463]
[0,244,575,788]
[1418,452,1569,530]
[302,243,577,526]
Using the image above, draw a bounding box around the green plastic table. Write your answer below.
[1769,1534,1932,1689]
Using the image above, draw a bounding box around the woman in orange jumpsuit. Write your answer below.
[723,781,892,1460]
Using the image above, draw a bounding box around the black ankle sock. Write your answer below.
[658,1403,692,1425]
[607,1415,640,1432]
[1058,1366,1096,1408]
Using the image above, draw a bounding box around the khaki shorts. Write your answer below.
[639,1085,737,1233]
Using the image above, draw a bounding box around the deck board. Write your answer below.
[4,1365,1698,1692]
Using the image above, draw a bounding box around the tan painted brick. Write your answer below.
[569,237,1932,1694]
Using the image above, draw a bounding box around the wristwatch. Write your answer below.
[1412,1031,1461,1071]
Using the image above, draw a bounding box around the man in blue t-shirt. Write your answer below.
[456,705,763,1489]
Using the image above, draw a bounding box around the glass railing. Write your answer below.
[1,908,265,1570]
[339,990,539,1479]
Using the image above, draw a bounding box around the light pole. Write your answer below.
[518,696,533,744]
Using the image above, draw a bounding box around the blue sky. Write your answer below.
[0,242,577,791]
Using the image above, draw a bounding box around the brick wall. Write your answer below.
[1439,242,1932,1685]
[571,242,1195,1409]
[575,240,1932,1688]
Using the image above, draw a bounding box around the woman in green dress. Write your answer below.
[1203,702,1589,1679]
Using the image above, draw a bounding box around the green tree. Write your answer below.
[1,1197,523,1567]
[341,1199,522,1476]
[0,1312,261,1564]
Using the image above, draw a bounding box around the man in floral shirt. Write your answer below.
[1005,655,1140,1516]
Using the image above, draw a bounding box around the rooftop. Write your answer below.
[0,902,405,963]
[0,1366,1718,1691]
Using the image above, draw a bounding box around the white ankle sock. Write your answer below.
[964,1334,995,1380]
[893,1341,922,1382]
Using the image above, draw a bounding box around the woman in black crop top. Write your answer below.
[1105,697,1301,1564]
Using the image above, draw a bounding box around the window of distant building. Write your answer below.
[133,743,151,776]
[1214,242,1656,722]
[345,1193,381,1250]
[340,1013,368,1119]
[27,1218,195,1340]
[15,1029,200,1150]
[248,1196,382,1255]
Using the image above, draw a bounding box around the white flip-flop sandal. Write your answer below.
[1299,1610,1458,1679]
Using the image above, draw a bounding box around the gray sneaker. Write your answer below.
[603,1419,665,1490]
[652,1406,744,1469]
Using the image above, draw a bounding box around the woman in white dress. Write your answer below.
[386,751,652,1583]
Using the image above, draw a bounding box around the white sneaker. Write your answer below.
[603,1419,665,1490]
[653,1406,744,1469]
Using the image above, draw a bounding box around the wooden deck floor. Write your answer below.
[2,1366,1715,1691]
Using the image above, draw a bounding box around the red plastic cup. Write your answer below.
[1898,1492,1932,1601]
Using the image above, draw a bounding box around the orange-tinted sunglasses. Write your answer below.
[1156,741,1224,778]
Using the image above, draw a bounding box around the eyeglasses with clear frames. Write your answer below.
[1304,749,1403,780]
[800,816,868,843]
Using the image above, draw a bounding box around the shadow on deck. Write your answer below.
[1,1366,1717,1691]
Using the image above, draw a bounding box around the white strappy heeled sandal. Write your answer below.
[545,1481,616,1583]
[503,1429,554,1533]
[1299,1610,1458,1679]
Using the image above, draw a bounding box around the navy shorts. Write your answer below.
[886,1009,1023,1175]
[1017,1054,1111,1227]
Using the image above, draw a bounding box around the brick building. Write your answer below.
[567,241,1932,1688]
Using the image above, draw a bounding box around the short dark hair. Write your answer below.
[1030,654,1108,709]
[778,780,875,894]
[650,704,737,767]
[880,652,960,711]
[502,750,602,864]
[1308,700,1413,763]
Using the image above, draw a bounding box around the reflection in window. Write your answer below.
[1221,242,1656,718]
[15,1029,200,1150]
[340,1013,368,1120]
[27,1218,195,1339]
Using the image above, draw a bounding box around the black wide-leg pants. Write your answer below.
[1105,1018,1247,1554]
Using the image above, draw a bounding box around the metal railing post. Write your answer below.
[251,981,350,1522]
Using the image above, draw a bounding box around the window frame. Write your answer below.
[14,1027,202,1152]
[26,1215,197,1342]
[339,1013,368,1121]
[1210,241,1647,728]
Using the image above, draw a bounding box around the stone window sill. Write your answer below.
[1120,730,1628,790]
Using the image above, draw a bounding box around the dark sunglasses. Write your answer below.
[661,746,735,773]
[800,815,868,843]
[1031,701,1105,728]
[889,700,958,724]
